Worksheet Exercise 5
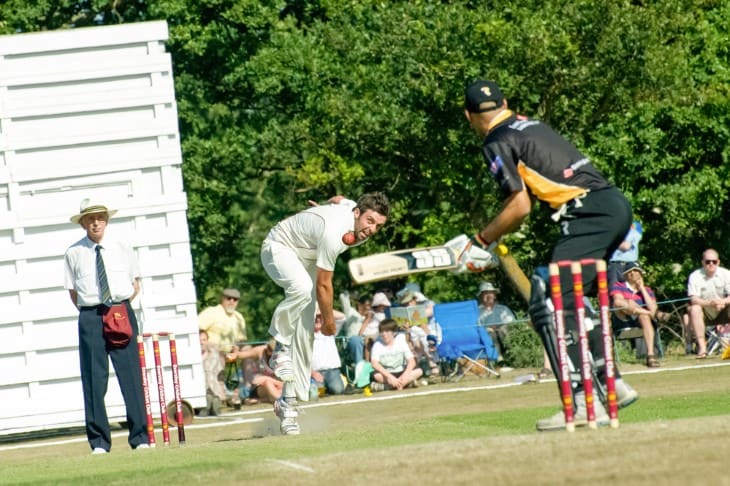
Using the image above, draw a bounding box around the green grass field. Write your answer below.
[3,359,729,485]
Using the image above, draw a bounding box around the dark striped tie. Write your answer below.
[96,245,112,306]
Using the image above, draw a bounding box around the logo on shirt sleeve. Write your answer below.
[563,158,590,179]
[489,155,504,175]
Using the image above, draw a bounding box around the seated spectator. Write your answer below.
[610,264,660,367]
[199,330,226,416]
[607,220,643,286]
[686,248,730,358]
[396,282,433,313]
[398,290,439,379]
[376,286,396,306]
[310,309,345,399]
[339,291,373,366]
[231,301,347,403]
[397,282,442,342]
[425,335,441,377]
[395,281,424,303]
[228,341,282,404]
[369,319,423,391]
[398,291,428,347]
[364,291,391,360]
[198,288,248,407]
[476,282,515,363]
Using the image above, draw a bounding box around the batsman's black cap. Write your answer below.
[464,79,504,113]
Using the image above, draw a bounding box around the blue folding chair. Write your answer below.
[434,300,500,380]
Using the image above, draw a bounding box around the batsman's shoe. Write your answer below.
[269,342,294,382]
[615,378,639,409]
[273,398,300,435]
[536,391,609,432]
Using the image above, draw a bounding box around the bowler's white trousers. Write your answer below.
[260,238,317,401]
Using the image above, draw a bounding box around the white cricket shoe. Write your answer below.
[269,343,294,382]
[615,378,639,409]
[273,398,300,435]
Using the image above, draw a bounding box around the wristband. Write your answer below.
[470,233,491,249]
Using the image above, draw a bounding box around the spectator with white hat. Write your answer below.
[399,288,442,340]
[368,291,391,336]
[396,282,440,339]
[372,291,391,307]
[359,291,391,362]
[398,290,441,380]
[396,282,423,301]
[476,281,516,364]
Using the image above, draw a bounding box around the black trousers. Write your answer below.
[78,301,147,451]
[551,186,632,387]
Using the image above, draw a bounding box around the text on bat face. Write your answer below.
[411,248,453,269]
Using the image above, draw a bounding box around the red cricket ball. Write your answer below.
[342,231,356,245]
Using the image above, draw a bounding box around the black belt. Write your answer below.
[80,299,129,311]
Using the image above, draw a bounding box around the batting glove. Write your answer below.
[446,234,499,273]
[445,234,470,256]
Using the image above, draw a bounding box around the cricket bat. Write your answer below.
[348,245,459,284]
[494,244,532,304]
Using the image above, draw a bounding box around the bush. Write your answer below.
[614,340,640,365]
[503,323,544,368]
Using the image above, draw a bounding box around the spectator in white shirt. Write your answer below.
[369,319,423,391]
[686,248,730,358]
[310,308,346,397]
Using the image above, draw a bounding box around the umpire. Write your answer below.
[64,199,149,453]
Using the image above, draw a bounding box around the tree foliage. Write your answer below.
[2,0,728,337]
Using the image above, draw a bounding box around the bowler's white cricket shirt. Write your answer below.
[265,199,360,271]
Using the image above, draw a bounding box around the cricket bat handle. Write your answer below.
[494,244,532,303]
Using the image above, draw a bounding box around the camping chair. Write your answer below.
[434,300,500,380]
[653,293,689,352]
[706,324,730,357]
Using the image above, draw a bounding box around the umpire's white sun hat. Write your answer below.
[70,198,117,224]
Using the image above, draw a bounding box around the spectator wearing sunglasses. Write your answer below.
[199,288,248,405]
[199,288,248,353]
[686,249,730,358]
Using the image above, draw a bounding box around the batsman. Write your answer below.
[452,79,639,431]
